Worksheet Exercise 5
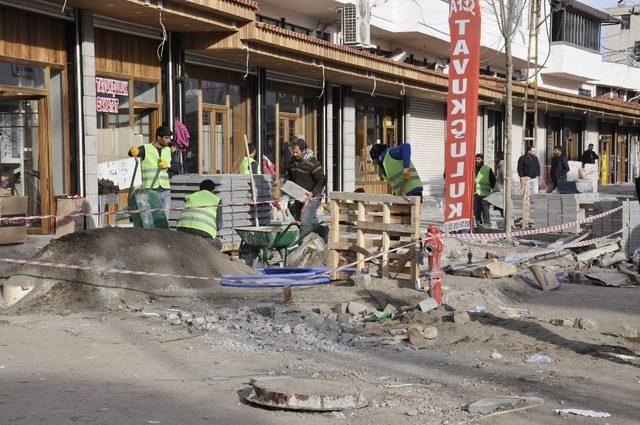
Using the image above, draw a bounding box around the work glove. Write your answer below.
[158,159,170,170]
[403,168,412,181]
[128,146,139,157]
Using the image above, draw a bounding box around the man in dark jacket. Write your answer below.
[581,143,599,168]
[286,138,326,237]
[547,146,570,193]
[517,145,540,194]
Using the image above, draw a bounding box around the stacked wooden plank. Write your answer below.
[328,192,422,285]
[591,199,640,256]
[170,174,273,250]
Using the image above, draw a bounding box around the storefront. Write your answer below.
[0,5,75,233]
[544,113,585,164]
[599,121,639,184]
[94,28,162,146]
[354,93,400,193]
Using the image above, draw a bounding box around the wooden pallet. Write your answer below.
[328,192,422,284]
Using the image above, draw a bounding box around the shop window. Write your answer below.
[134,80,158,103]
[0,60,45,89]
[563,118,583,161]
[202,80,227,105]
[620,14,631,30]
[278,93,298,114]
[264,91,277,167]
[50,69,66,195]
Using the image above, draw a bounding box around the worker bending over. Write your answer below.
[369,142,423,199]
[176,179,222,249]
[239,143,259,175]
[128,125,174,219]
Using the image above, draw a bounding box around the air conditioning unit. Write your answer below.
[341,0,371,47]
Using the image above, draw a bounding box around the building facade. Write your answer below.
[1,0,639,235]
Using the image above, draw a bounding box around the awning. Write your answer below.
[183,22,504,103]
[53,0,256,32]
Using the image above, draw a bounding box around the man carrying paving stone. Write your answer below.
[285,138,326,237]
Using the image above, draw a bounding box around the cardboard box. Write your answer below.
[55,196,86,236]
[0,196,27,245]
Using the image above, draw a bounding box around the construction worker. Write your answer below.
[239,143,258,175]
[369,142,423,199]
[128,125,173,219]
[176,179,222,249]
[474,153,496,227]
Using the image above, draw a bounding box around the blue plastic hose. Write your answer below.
[220,276,331,288]
[223,267,328,281]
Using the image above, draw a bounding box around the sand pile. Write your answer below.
[0,228,255,313]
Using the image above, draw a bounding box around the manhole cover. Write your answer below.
[244,376,367,411]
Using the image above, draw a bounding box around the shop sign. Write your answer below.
[95,77,129,113]
[443,0,481,233]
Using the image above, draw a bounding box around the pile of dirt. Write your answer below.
[0,228,255,313]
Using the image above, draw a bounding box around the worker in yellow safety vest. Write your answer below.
[128,125,174,219]
[369,142,423,200]
[239,143,258,175]
[176,179,222,249]
[474,153,496,227]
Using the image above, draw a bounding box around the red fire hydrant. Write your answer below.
[425,225,444,305]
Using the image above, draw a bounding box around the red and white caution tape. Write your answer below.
[448,205,623,241]
[0,257,223,282]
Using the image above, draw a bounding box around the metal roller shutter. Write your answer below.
[407,98,445,197]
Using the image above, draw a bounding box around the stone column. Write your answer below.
[342,96,356,192]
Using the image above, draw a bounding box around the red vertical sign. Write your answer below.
[444,0,481,233]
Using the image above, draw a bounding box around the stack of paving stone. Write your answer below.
[529,194,584,233]
[170,174,274,250]
[591,199,640,256]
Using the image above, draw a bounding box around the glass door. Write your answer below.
[201,107,228,174]
[278,113,297,174]
[0,99,41,228]
[616,131,628,183]
[133,107,158,144]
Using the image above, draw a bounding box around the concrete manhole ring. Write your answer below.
[244,376,368,411]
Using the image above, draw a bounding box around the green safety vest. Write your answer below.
[475,164,492,197]
[176,190,220,239]
[141,143,171,189]
[382,151,423,196]
[239,156,257,175]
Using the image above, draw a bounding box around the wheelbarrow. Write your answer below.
[235,223,301,267]
[115,158,169,229]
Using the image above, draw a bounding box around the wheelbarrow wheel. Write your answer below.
[238,241,260,268]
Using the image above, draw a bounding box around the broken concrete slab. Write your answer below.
[585,270,632,287]
[346,302,369,316]
[245,377,367,411]
[349,273,372,287]
[575,242,621,264]
[465,397,523,415]
[529,265,561,291]
[597,252,628,267]
[555,409,611,418]
[417,297,438,313]
[550,318,574,327]
[618,325,639,339]
[382,304,397,315]
[573,318,597,331]
[408,326,437,348]
[484,261,518,279]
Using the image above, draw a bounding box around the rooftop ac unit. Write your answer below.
[341,0,371,47]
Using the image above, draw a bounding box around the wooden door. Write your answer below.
[616,132,628,183]
[201,106,229,174]
[278,113,298,174]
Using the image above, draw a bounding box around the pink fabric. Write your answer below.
[174,119,190,149]
[262,155,276,175]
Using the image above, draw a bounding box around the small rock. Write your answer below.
[292,323,307,336]
[347,302,369,316]
[421,326,438,340]
[193,317,205,327]
[171,319,182,326]
[490,352,503,359]
[334,303,349,314]
[417,297,438,313]
[255,306,274,318]
[178,311,192,320]
[453,311,470,324]
[336,313,352,324]
[618,325,639,338]
[383,304,397,315]
[166,313,179,322]
[364,322,383,336]
[405,408,419,416]
[350,273,372,287]
[465,397,522,415]
[573,318,597,331]
[280,324,292,334]
[61,309,72,316]
[550,318,573,327]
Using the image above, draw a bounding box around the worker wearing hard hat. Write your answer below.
[369,142,423,199]
[128,125,174,219]
[176,179,222,249]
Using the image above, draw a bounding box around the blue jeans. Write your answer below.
[155,189,172,221]
[289,198,321,237]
